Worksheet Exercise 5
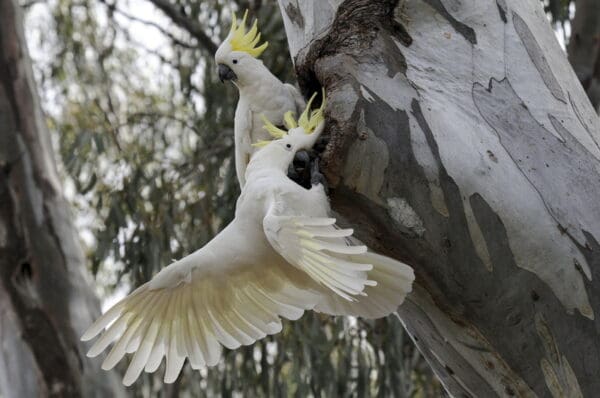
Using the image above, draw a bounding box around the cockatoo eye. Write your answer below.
[285,143,292,150]
[232,59,238,64]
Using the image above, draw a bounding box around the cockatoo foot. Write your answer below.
[310,158,328,193]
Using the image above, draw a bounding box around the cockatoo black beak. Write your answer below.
[218,64,237,83]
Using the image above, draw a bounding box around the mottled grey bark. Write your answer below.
[567,0,600,112]
[278,0,600,396]
[0,0,126,397]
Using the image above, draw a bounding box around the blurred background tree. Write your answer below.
[564,0,600,111]
[7,0,595,396]
[543,0,600,111]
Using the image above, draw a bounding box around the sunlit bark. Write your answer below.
[278,0,600,395]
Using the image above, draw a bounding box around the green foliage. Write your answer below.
[28,0,440,396]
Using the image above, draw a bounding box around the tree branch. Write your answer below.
[146,0,218,55]
[99,0,196,50]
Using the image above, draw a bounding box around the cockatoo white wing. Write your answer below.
[315,251,415,319]
[284,83,306,113]
[263,203,377,302]
[81,223,320,386]
[234,101,253,187]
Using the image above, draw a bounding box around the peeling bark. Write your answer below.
[278,0,600,396]
[0,1,126,397]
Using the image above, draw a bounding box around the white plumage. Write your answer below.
[232,82,305,187]
[214,10,305,187]
[82,99,414,387]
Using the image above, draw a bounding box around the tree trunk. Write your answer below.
[567,0,600,112]
[0,1,126,397]
[278,0,600,396]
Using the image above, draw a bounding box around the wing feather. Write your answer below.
[81,286,148,342]
[263,209,376,300]
[123,298,165,386]
[144,327,166,373]
[184,287,206,369]
[315,252,415,319]
[102,307,150,370]
[142,291,177,374]
[82,239,321,386]
[250,283,303,320]
[231,307,266,340]
[215,304,254,345]
[241,287,282,334]
[164,289,186,384]
[87,313,131,358]
[206,306,241,350]
[126,295,163,354]
[195,308,221,366]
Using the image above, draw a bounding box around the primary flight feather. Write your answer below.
[82,95,414,386]
[214,9,306,187]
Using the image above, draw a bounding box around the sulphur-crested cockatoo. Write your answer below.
[81,95,414,386]
[214,10,305,187]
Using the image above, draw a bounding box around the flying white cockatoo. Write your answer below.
[214,10,306,187]
[81,94,414,386]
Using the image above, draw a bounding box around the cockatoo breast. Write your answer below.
[240,83,297,142]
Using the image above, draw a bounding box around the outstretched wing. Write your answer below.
[263,205,377,301]
[81,235,320,386]
[315,251,415,319]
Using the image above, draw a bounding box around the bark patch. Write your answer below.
[535,313,583,398]
[387,197,425,237]
[512,12,566,103]
[342,107,390,200]
[568,92,600,152]
[422,0,477,44]
[284,2,304,29]
[468,191,580,396]
[496,0,508,23]
[473,77,600,253]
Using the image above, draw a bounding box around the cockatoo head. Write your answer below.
[215,10,268,86]
[251,91,326,169]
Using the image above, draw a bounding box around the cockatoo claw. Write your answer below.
[310,158,328,193]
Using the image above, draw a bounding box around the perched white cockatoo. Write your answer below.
[81,95,414,386]
[214,10,306,187]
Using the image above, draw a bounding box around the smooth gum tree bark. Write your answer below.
[0,0,126,396]
[277,0,600,396]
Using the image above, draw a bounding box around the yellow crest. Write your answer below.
[251,140,271,148]
[283,111,298,130]
[251,114,287,148]
[298,89,326,134]
[228,10,269,58]
[260,115,287,139]
[252,89,327,148]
